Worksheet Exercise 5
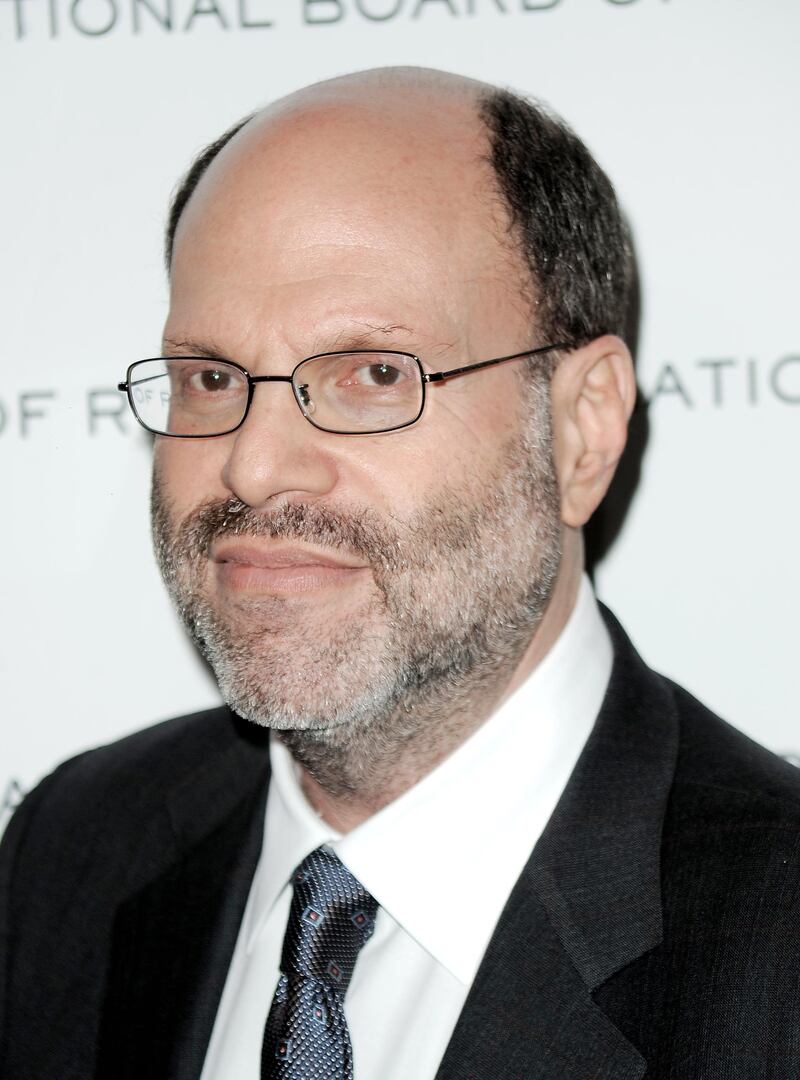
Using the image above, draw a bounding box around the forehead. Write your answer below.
[168,90,529,354]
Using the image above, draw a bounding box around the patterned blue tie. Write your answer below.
[261,846,378,1080]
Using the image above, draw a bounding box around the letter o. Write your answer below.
[355,0,402,18]
[770,355,800,403]
[70,0,118,34]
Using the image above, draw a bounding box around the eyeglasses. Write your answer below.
[117,342,570,438]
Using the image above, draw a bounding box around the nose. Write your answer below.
[220,378,339,508]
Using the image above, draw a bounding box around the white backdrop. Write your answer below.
[2,0,799,818]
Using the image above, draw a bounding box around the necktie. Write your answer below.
[261,846,378,1080]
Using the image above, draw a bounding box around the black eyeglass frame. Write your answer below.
[117,341,572,438]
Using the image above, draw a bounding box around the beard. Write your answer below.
[151,380,562,796]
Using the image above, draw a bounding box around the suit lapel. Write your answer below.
[97,717,270,1080]
[436,608,678,1080]
[434,875,647,1080]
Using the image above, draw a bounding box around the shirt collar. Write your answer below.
[246,575,612,985]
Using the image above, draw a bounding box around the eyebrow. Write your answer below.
[319,323,418,354]
[162,336,231,359]
[343,324,458,361]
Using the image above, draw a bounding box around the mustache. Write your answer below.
[156,494,404,572]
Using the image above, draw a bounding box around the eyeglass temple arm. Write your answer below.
[422,342,572,384]
[118,373,166,391]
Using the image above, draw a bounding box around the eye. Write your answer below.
[188,367,236,392]
[340,359,411,390]
[362,362,403,387]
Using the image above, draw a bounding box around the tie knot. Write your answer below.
[282,846,377,991]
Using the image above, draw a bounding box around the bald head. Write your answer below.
[166,67,489,269]
[256,65,488,116]
[165,66,632,348]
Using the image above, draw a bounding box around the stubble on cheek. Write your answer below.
[149,476,404,708]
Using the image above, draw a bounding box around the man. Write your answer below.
[1,67,799,1080]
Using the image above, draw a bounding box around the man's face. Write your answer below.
[153,88,563,760]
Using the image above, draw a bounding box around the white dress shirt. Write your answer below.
[201,576,612,1080]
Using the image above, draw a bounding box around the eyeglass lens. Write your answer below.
[126,352,424,436]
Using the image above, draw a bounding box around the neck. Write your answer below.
[293,529,585,832]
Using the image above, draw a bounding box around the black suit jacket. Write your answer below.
[2,610,800,1078]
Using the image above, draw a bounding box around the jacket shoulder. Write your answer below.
[0,705,252,922]
[667,679,800,816]
[663,681,800,906]
[0,707,270,1075]
[6,705,239,838]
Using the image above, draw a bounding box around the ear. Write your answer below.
[549,334,636,528]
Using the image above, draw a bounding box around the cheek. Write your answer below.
[344,412,515,521]
[341,416,482,520]
[346,433,430,510]
[432,366,525,434]
[417,373,527,470]
[153,437,230,515]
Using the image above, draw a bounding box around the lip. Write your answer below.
[210,540,368,595]
[211,540,365,571]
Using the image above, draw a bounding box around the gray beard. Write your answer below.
[151,381,561,798]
